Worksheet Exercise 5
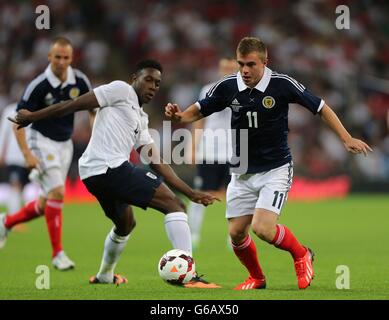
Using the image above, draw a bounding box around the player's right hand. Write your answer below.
[25,152,40,171]
[190,190,221,207]
[7,109,33,129]
[343,137,373,156]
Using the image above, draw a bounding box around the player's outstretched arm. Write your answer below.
[139,143,219,206]
[165,103,203,124]
[319,104,373,156]
[9,91,100,129]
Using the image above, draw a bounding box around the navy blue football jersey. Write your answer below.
[17,65,91,141]
[198,67,324,173]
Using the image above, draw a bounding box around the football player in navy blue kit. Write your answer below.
[0,37,93,270]
[165,36,372,290]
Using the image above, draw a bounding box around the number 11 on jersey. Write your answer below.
[246,111,258,128]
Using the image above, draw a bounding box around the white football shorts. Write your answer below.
[27,129,73,196]
[226,162,293,218]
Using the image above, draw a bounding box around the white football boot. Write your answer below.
[52,251,75,271]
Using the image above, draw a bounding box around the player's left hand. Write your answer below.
[8,109,34,129]
[165,103,183,122]
[190,191,221,206]
[344,137,373,156]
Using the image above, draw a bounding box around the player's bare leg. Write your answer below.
[251,208,314,289]
[229,215,267,290]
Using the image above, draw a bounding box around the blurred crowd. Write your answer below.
[0,0,389,187]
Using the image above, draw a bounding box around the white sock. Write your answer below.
[96,228,129,283]
[164,212,192,255]
[7,188,22,214]
[187,202,205,243]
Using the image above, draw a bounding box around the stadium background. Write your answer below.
[0,0,388,301]
[1,0,389,198]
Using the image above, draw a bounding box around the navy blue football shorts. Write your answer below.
[7,165,30,186]
[82,161,162,219]
[194,162,231,191]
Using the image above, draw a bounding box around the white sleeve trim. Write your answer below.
[317,99,325,113]
[195,102,202,110]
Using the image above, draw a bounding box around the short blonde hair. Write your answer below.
[237,37,267,61]
[51,36,72,48]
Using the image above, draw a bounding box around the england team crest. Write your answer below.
[262,96,275,109]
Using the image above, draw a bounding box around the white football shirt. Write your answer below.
[0,103,26,166]
[78,81,153,180]
[195,82,232,163]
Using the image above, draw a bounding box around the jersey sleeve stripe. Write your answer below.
[207,75,237,97]
[317,99,325,112]
[272,72,306,91]
[22,73,46,101]
[74,69,92,90]
[271,75,305,92]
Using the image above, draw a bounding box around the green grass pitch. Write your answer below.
[0,195,388,300]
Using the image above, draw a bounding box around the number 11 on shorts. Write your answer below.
[272,191,285,209]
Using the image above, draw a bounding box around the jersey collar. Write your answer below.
[237,66,272,92]
[45,64,76,88]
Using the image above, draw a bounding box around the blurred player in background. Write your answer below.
[0,103,30,215]
[12,60,220,287]
[0,37,93,270]
[165,36,372,290]
[188,57,238,251]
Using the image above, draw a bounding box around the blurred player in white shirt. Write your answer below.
[188,58,238,251]
[0,103,29,214]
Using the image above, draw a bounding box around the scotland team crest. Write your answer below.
[262,96,275,109]
[69,87,80,99]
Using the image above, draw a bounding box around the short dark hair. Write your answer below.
[135,59,163,74]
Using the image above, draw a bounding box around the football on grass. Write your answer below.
[158,249,195,284]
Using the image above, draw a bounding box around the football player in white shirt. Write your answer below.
[11,60,220,288]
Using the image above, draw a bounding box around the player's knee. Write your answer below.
[48,188,64,200]
[177,197,186,212]
[164,196,186,214]
[229,228,248,245]
[114,219,135,236]
[121,224,135,236]
[129,219,136,233]
[251,221,274,242]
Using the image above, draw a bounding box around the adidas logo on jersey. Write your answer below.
[230,99,242,112]
[44,93,55,106]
